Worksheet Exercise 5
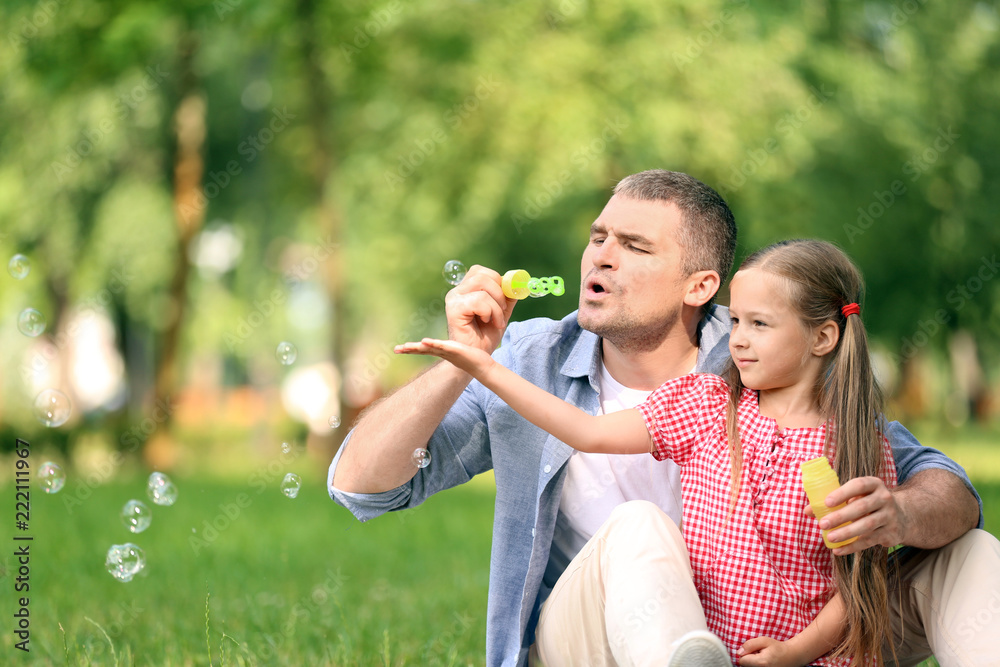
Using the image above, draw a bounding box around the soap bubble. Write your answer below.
[121,500,152,533]
[8,254,30,279]
[34,389,72,427]
[443,260,467,286]
[38,462,65,493]
[276,341,297,365]
[146,472,178,506]
[329,415,341,429]
[281,442,292,454]
[106,543,146,582]
[281,473,301,498]
[17,308,46,336]
[412,448,431,469]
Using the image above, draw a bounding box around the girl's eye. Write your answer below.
[730,317,739,325]
[754,320,766,327]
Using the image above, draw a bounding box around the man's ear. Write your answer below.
[683,270,721,308]
[813,320,840,357]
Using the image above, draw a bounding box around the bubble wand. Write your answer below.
[500,269,565,300]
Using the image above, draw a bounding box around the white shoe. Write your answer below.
[667,630,732,666]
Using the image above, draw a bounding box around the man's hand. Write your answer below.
[445,265,518,353]
[738,636,799,667]
[803,476,904,556]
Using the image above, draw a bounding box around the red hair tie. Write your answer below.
[841,303,860,318]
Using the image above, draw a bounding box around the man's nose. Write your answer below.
[591,240,618,269]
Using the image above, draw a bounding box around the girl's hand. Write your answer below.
[737,636,799,667]
[395,338,497,379]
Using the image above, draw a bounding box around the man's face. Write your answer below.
[578,195,690,351]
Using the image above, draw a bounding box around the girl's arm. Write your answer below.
[737,594,845,667]
[395,338,653,455]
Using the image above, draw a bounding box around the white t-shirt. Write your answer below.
[545,361,685,587]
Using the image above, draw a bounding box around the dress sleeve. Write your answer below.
[880,435,898,490]
[635,373,729,465]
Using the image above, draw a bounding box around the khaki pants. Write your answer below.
[532,501,1000,667]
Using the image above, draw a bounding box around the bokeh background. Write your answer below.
[2,0,999,664]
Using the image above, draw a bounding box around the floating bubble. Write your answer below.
[442,260,467,286]
[121,499,152,533]
[146,472,178,506]
[38,461,66,493]
[281,473,301,498]
[106,543,146,582]
[8,254,30,279]
[412,447,431,469]
[276,341,297,365]
[17,308,46,337]
[329,415,341,429]
[34,389,72,427]
[281,442,292,454]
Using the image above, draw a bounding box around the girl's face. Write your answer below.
[728,268,827,395]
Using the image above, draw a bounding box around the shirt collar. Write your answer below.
[557,305,732,386]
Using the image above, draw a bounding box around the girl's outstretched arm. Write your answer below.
[395,338,653,455]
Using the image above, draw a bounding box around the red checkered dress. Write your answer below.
[636,374,896,666]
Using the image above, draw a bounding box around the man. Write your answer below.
[330,170,993,666]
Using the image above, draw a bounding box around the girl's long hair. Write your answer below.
[724,239,893,665]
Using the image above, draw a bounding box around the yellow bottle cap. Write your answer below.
[502,269,532,300]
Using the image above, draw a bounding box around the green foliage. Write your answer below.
[1,2,999,413]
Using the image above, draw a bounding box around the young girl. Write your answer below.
[398,239,896,666]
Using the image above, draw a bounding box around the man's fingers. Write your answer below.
[824,476,879,508]
[453,291,506,329]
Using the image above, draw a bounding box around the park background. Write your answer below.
[2,0,999,664]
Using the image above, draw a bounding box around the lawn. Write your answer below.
[3,427,998,666]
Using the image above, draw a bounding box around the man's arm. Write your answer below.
[332,265,516,494]
[816,420,981,555]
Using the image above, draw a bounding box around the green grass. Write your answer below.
[4,429,999,666]
[1,472,494,666]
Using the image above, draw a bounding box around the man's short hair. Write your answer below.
[613,170,738,291]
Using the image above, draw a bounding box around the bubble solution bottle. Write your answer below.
[800,456,859,549]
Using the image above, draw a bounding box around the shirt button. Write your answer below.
[543,465,552,473]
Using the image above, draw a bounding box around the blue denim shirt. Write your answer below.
[328,307,983,667]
